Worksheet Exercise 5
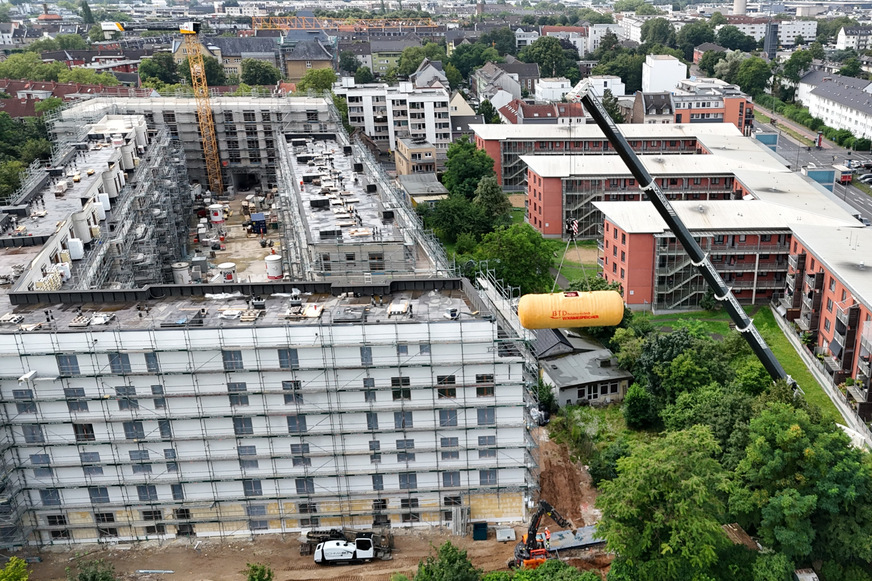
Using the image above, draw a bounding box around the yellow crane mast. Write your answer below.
[101,21,224,196]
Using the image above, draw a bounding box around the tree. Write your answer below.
[444,62,462,90]
[596,425,730,581]
[635,3,662,15]
[88,25,107,42]
[0,557,29,581]
[809,41,825,60]
[397,42,447,77]
[676,19,715,60]
[623,382,659,429]
[736,56,771,95]
[57,68,119,86]
[354,66,375,84]
[338,50,359,74]
[601,88,624,123]
[473,176,512,227]
[475,223,555,294]
[731,403,872,564]
[384,66,399,84]
[481,27,516,56]
[245,563,273,581]
[641,18,676,47]
[65,559,116,581]
[411,541,480,581]
[139,52,181,85]
[518,36,575,78]
[714,50,747,84]
[593,53,645,93]
[442,136,495,200]
[449,43,501,78]
[698,50,726,76]
[34,96,63,115]
[781,49,813,83]
[423,194,491,243]
[794,34,805,46]
[482,559,601,580]
[0,160,24,199]
[477,99,500,124]
[296,68,337,93]
[241,59,282,85]
[717,25,757,51]
[179,56,227,86]
[840,56,863,77]
[709,11,727,26]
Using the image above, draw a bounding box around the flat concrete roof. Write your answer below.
[470,121,742,141]
[594,200,860,234]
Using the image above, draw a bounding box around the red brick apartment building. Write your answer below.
[595,201,856,311]
[777,224,872,420]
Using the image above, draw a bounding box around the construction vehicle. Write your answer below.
[309,529,393,564]
[508,500,576,569]
[100,21,224,197]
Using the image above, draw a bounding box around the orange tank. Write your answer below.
[517,290,624,329]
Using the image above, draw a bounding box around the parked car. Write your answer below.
[858,173,872,181]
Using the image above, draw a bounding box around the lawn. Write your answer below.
[652,307,842,423]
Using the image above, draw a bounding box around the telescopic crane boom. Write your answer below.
[576,80,789,384]
[101,21,224,196]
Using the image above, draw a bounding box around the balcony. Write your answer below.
[788,254,799,269]
[834,327,847,347]
[801,292,815,310]
[786,274,796,290]
[796,315,812,331]
[836,305,850,326]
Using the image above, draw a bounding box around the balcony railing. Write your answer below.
[788,254,799,269]
[836,304,851,326]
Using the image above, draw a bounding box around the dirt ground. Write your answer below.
[562,246,599,266]
[26,430,608,581]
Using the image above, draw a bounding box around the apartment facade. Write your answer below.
[671,78,755,133]
[836,26,872,51]
[395,137,438,175]
[334,80,452,152]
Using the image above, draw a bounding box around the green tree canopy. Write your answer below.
[241,59,282,85]
[449,42,502,78]
[839,56,863,77]
[698,50,726,76]
[518,36,578,79]
[338,50,359,74]
[593,52,645,94]
[296,67,337,92]
[473,175,512,225]
[676,19,715,60]
[139,53,181,85]
[444,62,462,89]
[354,66,375,84]
[713,50,747,84]
[709,11,727,26]
[179,55,226,86]
[601,88,624,123]
[57,68,119,86]
[397,42,447,77]
[477,99,500,124]
[0,53,66,81]
[409,541,480,581]
[0,556,29,581]
[641,18,676,47]
[597,425,731,581]
[735,56,771,95]
[475,223,555,294]
[717,25,757,52]
[80,0,94,24]
[481,27,517,56]
[441,136,495,200]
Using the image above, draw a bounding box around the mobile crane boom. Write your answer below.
[576,80,788,383]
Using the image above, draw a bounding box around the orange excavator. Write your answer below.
[508,500,576,569]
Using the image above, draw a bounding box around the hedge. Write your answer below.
[755,94,871,151]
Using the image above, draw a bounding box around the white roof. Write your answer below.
[594,200,859,234]
[790,224,872,312]
[470,122,743,141]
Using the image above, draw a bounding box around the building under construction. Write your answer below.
[0,94,538,546]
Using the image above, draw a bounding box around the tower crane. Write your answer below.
[250,15,437,33]
[101,21,224,196]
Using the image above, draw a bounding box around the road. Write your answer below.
[755,122,872,222]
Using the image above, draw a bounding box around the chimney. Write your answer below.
[42,3,48,14]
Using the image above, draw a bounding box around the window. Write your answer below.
[394,411,412,429]
[145,524,166,535]
[158,420,172,439]
[31,454,50,465]
[476,384,495,397]
[234,417,253,435]
[364,390,376,402]
[95,513,115,524]
[243,479,263,497]
[420,343,431,354]
[116,386,138,410]
[443,471,460,487]
[444,496,462,507]
[291,443,310,455]
[222,350,244,371]
[293,456,311,467]
[57,354,80,375]
[40,489,61,506]
[824,318,832,332]
[399,472,417,490]
[830,277,836,292]
[138,485,158,501]
[89,487,110,504]
[228,382,249,407]
[366,412,379,430]
[171,484,185,500]
[283,380,302,404]
[442,450,459,460]
[130,450,149,462]
[298,502,317,515]
[479,469,497,485]
[479,435,496,446]
[827,298,834,312]
[296,478,314,494]
[144,352,160,373]
[151,385,165,409]
[133,463,152,474]
[142,509,162,521]
[22,424,44,444]
[278,348,299,370]
[287,415,307,434]
[13,389,35,414]
[477,408,496,426]
[238,445,258,469]
[65,388,88,412]
[439,409,458,427]
[123,421,145,440]
[360,346,373,366]
[108,353,131,374]
[438,387,456,398]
